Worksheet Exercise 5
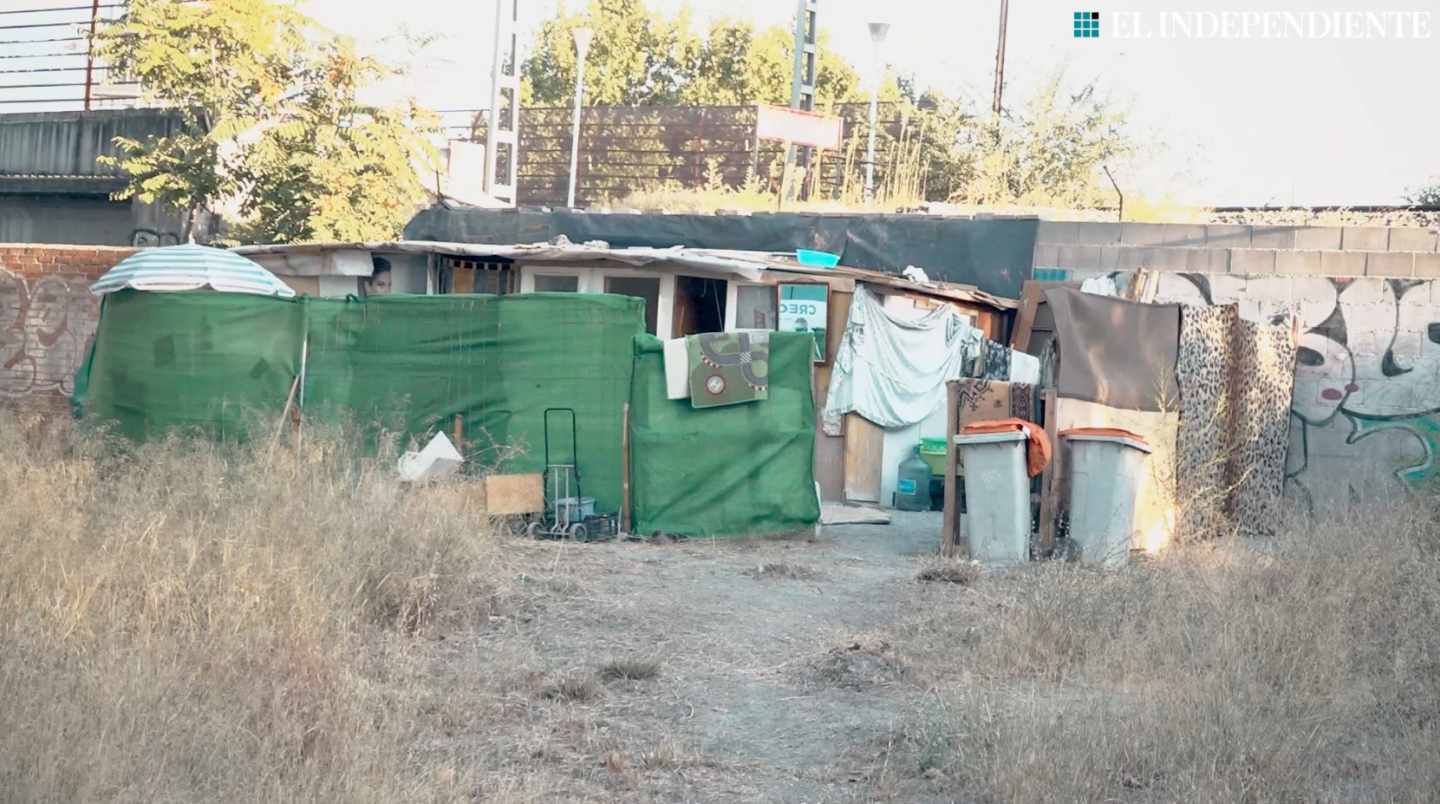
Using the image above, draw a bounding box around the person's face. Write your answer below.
[367,272,392,295]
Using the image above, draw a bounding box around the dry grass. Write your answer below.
[915,558,981,586]
[599,657,662,682]
[0,412,514,802]
[743,562,822,581]
[867,504,1440,802]
[539,674,603,703]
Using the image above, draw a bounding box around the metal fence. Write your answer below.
[438,103,909,208]
[0,2,136,111]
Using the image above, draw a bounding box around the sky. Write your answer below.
[7,0,1439,205]
[298,0,1440,206]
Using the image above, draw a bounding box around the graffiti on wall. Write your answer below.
[0,268,98,398]
[1143,272,1440,507]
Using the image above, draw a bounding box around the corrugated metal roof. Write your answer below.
[231,239,1018,309]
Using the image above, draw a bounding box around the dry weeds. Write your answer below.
[5,411,1440,802]
[744,562,823,581]
[0,413,519,802]
[865,505,1440,802]
[599,657,662,682]
[915,558,981,585]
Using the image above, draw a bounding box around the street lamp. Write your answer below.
[567,26,594,209]
[864,21,890,205]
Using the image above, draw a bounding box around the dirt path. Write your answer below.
[441,512,959,802]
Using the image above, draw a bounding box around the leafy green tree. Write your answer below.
[954,72,1137,207]
[521,0,698,106]
[98,0,434,243]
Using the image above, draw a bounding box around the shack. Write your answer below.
[231,240,1019,507]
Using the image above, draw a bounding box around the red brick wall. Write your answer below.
[0,244,135,414]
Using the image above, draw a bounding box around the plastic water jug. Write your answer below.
[894,445,932,511]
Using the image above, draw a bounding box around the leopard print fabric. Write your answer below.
[1175,305,1296,540]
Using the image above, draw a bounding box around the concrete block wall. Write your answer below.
[0,244,133,413]
[1033,220,1440,283]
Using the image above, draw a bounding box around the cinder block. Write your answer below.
[1293,227,1343,250]
[1096,245,1122,270]
[1073,245,1110,270]
[1275,250,1323,275]
[1032,244,1061,268]
[1205,225,1252,248]
[1153,248,1192,271]
[1185,248,1229,273]
[1250,226,1299,249]
[1229,248,1277,274]
[1115,247,1149,270]
[1121,223,1205,247]
[1413,254,1440,278]
[1387,228,1438,252]
[1035,220,1079,245]
[1320,250,1366,276]
[1054,245,1082,269]
[1366,252,1415,277]
[1072,222,1123,245]
[1342,227,1390,251]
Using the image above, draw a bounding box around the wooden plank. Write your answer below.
[278,275,320,297]
[1010,281,1050,351]
[621,403,632,532]
[842,413,883,503]
[942,380,961,557]
[1036,388,1062,555]
[483,473,544,515]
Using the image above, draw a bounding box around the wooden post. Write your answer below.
[941,380,960,557]
[452,414,464,452]
[621,402,632,534]
[1036,388,1062,555]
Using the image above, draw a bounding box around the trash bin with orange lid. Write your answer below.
[1060,428,1152,567]
[953,421,1036,565]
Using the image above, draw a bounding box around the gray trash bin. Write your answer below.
[953,429,1031,565]
[1062,429,1152,568]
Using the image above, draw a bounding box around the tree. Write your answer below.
[521,0,698,106]
[1405,182,1440,206]
[522,1,866,109]
[953,71,1138,208]
[98,0,435,243]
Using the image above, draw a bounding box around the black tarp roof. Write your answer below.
[404,208,1038,299]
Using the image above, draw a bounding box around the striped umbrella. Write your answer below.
[90,244,296,299]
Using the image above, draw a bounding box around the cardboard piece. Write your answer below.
[483,473,544,515]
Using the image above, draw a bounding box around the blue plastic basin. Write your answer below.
[795,249,840,268]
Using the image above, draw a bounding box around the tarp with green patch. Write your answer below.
[687,331,768,409]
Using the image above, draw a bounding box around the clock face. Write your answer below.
[705,374,726,395]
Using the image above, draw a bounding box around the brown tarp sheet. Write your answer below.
[1044,287,1180,412]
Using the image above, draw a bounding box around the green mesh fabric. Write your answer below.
[75,291,643,514]
[73,290,303,440]
[629,332,819,537]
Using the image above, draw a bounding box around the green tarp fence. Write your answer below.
[628,333,819,537]
[74,290,820,536]
[75,291,642,514]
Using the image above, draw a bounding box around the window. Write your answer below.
[735,284,778,329]
[604,275,661,335]
[533,274,579,292]
[672,276,727,336]
[442,257,512,294]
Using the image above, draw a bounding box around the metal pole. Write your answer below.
[82,0,100,111]
[566,65,584,208]
[567,28,592,209]
[864,21,889,205]
[865,93,877,204]
[991,0,1010,116]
